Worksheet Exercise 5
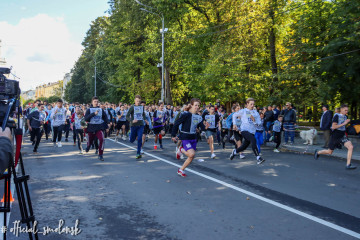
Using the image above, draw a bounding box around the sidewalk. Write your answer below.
[265,133,360,162]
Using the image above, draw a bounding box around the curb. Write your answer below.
[280,146,360,163]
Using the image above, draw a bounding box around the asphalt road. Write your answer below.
[4,133,360,240]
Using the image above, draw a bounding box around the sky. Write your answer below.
[0,0,110,91]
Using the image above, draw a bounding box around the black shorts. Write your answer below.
[153,126,164,135]
[328,133,349,150]
[116,121,127,130]
[233,131,243,142]
[143,125,150,135]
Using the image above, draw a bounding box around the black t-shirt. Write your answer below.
[332,114,346,138]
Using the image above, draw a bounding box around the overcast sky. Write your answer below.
[0,0,109,91]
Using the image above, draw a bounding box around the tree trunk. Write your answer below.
[268,0,278,96]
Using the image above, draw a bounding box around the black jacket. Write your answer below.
[320,110,333,130]
[264,110,274,123]
[281,109,296,123]
[85,106,108,133]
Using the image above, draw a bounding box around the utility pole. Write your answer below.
[161,16,165,102]
[94,58,97,96]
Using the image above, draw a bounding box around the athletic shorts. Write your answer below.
[153,126,164,135]
[143,125,150,135]
[233,131,242,142]
[182,139,197,151]
[116,121,127,130]
[328,134,349,150]
[206,130,217,139]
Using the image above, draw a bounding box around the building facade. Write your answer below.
[35,80,63,99]
[21,89,36,101]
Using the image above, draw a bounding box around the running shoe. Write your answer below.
[79,150,83,154]
[154,145,158,150]
[345,164,356,170]
[114,136,118,141]
[140,149,144,155]
[57,142,62,147]
[211,153,216,159]
[136,154,142,159]
[229,149,237,160]
[314,149,319,160]
[33,148,37,153]
[269,136,274,142]
[257,157,265,165]
[175,147,179,154]
[274,148,280,153]
[176,147,183,160]
[122,136,126,141]
[160,144,164,149]
[177,169,187,177]
[98,155,104,161]
[85,146,90,153]
[239,153,246,159]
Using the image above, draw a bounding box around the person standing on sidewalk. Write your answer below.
[320,104,333,148]
[315,104,356,170]
[126,95,148,159]
[264,105,274,142]
[281,102,296,145]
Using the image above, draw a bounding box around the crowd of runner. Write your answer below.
[23,95,357,177]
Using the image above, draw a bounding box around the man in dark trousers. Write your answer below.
[320,104,333,148]
[280,102,297,145]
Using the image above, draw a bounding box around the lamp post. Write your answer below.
[94,58,97,96]
[135,0,167,102]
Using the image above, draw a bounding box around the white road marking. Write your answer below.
[108,138,360,239]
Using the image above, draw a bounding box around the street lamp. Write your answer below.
[135,0,167,102]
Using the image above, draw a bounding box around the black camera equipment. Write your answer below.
[0,67,38,240]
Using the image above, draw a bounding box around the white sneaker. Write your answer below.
[239,153,246,159]
[122,136,126,141]
[57,142,62,147]
[114,136,118,141]
[80,150,83,154]
[211,153,216,159]
[274,148,280,153]
[140,149,144,155]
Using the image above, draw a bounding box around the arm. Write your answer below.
[125,106,133,122]
[84,109,94,122]
[171,113,188,137]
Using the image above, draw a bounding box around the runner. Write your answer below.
[230,98,265,164]
[71,107,86,154]
[202,105,220,159]
[141,101,152,154]
[51,99,67,147]
[126,95,148,159]
[152,104,166,149]
[27,103,46,153]
[315,104,357,169]
[231,105,246,159]
[115,105,127,141]
[220,114,229,149]
[172,98,209,177]
[255,112,265,155]
[85,97,108,161]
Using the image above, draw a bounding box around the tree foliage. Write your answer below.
[65,0,360,116]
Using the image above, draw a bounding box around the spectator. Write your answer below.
[320,105,333,148]
[273,105,280,120]
[281,102,297,145]
[264,105,274,142]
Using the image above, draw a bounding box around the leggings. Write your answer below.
[235,131,259,157]
[255,131,264,153]
[274,131,281,149]
[52,125,64,142]
[221,130,228,148]
[75,129,84,150]
[87,130,104,155]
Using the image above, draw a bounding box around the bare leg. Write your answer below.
[208,136,214,154]
[318,149,333,155]
[180,148,196,171]
[344,141,353,166]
